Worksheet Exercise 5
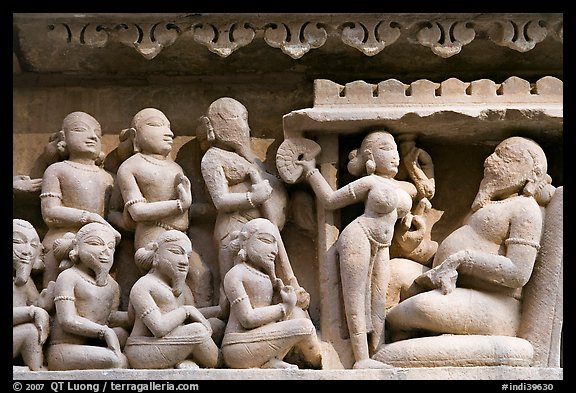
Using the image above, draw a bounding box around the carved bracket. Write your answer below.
[263,22,327,59]
[416,20,475,58]
[488,18,548,52]
[340,20,401,56]
[283,76,563,141]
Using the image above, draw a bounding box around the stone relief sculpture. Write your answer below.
[116,108,192,252]
[46,222,130,370]
[198,97,309,319]
[221,218,322,369]
[374,136,562,367]
[390,134,442,265]
[11,74,562,375]
[114,108,214,311]
[292,130,419,369]
[39,112,114,289]
[124,230,221,370]
[13,219,52,371]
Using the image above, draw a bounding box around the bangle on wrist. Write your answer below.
[176,199,184,213]
[305,168,319,180]
[246,192,256,208]
[80,210,90,225]
[97,326,107,340]
[28,306,35,320]
[279,304,287,318]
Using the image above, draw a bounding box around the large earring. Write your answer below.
[200,116,216,142]
[365,158,376,175]
[238,248,247,262]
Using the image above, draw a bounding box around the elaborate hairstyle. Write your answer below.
[347,130,396,177]
[134,230,192,272]
[55,222,121,271]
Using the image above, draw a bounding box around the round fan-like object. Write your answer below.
[276,138,321,184]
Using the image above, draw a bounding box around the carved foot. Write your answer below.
[176,360,200,369]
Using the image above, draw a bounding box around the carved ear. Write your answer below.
[206,118,216,142]
[119,127,135,143]
[364,149,376,175]
[348,148,359,161]
[56,130,67,156]
[126,127,140,152]
[523,178,537,196]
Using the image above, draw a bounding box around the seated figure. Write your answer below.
[374,136,562,367]
[46,222,130,370]
[13,219,52,371]
[221,218,322,369]
[124,230,221,369]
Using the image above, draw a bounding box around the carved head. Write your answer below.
[130,108,174,157]
[201,97,251,153]
[61,111,103,162]
[13,219,42,286]
[348,130,400,177]
[137,230,192,297]
[230,218,279,281]
[472,136,550,211]
[69,222,121,286]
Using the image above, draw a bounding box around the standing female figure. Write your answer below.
[297,130,416,369]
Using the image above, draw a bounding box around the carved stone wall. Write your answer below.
[13,12,562,380]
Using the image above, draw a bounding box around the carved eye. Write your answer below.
[167,246,185,255]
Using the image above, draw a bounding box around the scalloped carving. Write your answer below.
[264,22,327,59]
[313,76,563,106]
[39,14,562,60]
[488,19,548,52]
[340,20,401,56]
[116,22,180,60]
[48,23,109,47]
[193,22,255,58]
[416,21,475,58]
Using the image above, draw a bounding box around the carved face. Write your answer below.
[13,222,41,286]
[62,112,102,160]
[155,235,192,297]
[370,133,400,177]
[208,98,251,151]
[244,228,278,276]
[74,226,116,286]
[133,108,174,156]
[472,137,545,210]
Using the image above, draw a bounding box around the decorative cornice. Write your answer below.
[15,13,562,60]
[312,76,563,106]
[283,76,563,141]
